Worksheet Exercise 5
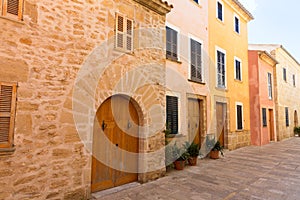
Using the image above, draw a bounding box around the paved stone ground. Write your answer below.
[95,138,300,200]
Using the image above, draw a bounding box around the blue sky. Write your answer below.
[240,0,300,61]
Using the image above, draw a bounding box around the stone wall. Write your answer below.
[0,0,169,199]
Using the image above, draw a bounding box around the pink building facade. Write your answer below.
[248,50,278,146]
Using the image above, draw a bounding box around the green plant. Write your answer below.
[206,137,224,156]
[172,143,190,161]
[294,126,300,136]
[184,141,200,157]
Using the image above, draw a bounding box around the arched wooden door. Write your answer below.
[294,111,298,127]
[91,95,139,192]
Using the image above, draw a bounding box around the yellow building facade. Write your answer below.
[208,0,253,150]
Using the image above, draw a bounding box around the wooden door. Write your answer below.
[269,109,274,141]
[188,99,201,145]
[91,96,139,192]
[216,103,226,146]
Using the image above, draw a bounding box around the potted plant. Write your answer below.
[209,141,224,159]
[172,143,189,170]
[294,126,300,137]
[185,141,200,166]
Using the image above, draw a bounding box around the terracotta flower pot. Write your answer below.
[188,157,198,166]
[174,160,185,170]
[210,150,220,159]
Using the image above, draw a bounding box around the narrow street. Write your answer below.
[94,138,300,200]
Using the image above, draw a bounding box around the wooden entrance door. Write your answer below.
[216,103,227,146]
[91,96,139,192]
[269,109,275,141]
[188,99,202,145]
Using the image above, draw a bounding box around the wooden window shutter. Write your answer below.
[236,105,243,130]
[126,19,133,51]
[166,96,178,134]
[116,14,124,49]
[190,39,202,82]
[0,83,17,148]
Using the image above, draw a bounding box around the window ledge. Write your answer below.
[215,87,228,92]
[0,16,24,24]
[166,57,182,64]
[234,79,243,83]
[188,79,206,85]
[0,147,16,156]
[235,129,244,132]
[165,133,185,138]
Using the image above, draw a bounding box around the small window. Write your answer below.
[262,108,267,127]
[234,16,240,33]
[190,38,202,83]
[217,1,223,21]
[217,50,226,88]
[285,107,289,127]
[236,104,243,130]
[268,73,273,99]
[283,68,287,81]
[166,96,178,134]
[166,26,178,61]
[193,0,199,3]
[293,74,296,87]
[115,14,134,52]
[0,82,17,149]
[1,0,24,20]
[235,58,241,81]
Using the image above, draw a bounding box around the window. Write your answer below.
[283,68,287,81]
[285,107,289,126]
[166,96,178,134]
[190,38,202,82]
[0,82,17,149]
[234,16,240,33]
[234,58,241,81]
[262,108,267,127]
[217,50,226,88]
[193,0,199,3]
[217,1,223,21]
[293,74,296,87]
[0,0,24,20]
[115,14,133,52]
[268,73,273,99]
[236,103,243,130]
[166,26,178,61]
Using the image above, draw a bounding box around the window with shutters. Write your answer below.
[234,15,240,34]
[283,68,287,81]
[1,0,24,20]
[236,103,243,130]
[115,13,133,52]
[166,26,179,61]
[217,1,224,21]
[293,74,296,87]
[190,38,203,83]
[262,108,267,127]
[216,49,226,88]
[285,107,289,127]
[166,96,178,134]
[0,82,17,150]
[268,73,273,99]
[234,57,242,81]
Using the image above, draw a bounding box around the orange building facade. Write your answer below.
[248,49,278,146]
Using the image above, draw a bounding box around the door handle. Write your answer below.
[127,120,132,129]
[101,120,107,131]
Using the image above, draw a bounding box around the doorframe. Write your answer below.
[214,96,229,149]
[91,94,144,193]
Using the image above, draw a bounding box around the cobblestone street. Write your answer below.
[94,138,300,200]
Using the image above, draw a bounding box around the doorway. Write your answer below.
[91,95,139,192]
[216,102,227,147]
[268,109,275,141]
[294,110,298,127]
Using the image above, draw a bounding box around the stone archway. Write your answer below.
[91,95,142,192]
